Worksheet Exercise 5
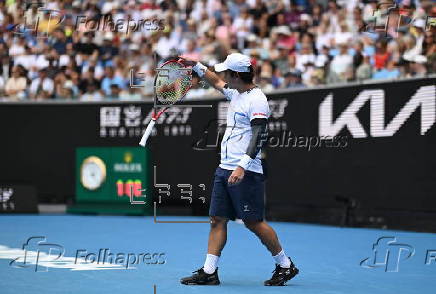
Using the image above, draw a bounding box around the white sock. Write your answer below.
[203,254,219,274]
[273,250,291,268]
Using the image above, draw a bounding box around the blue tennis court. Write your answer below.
[1,215,435,294]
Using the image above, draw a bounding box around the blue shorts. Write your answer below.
[209,167,265,221]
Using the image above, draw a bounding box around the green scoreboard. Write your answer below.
[68,147,150,215]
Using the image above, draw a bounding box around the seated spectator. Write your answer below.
[334,22,353,46]
[51,29,69,55]
[101,66,126,96]
[56,85,74,99]
[81,59,105,80]
[373,60,401,80]
[271,67,283,89]
[54,72,77,99]
[99,33,119,65]
[296,44,316,73]
[29,68,54,100]
[156,29,180,59]
[107,84,121,100]
[274,26,296,50]
[307,68,325,87]
[408,55,428,77]
[281,71,305,89]
[215,13,234,49]
[423,31,436,74]
[13,46,36,71]
[0,75,4,97]
[329,42,353,82]
[79,69,100,95]
[8,37,26,57]
[81,83,104,101]
[353,42,365,69]
[272,45,291,75]
[120,87,143,101]
[233,8,253,50]
[374,40,390,70]
[356,54,373,81]
[182,39,201,61]
[73,32,100,56]
[315,46,331,68]
[5,66,27,100]
[259,72,274,92]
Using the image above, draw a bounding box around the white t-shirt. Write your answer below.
[296,53,316,72]
[220,87,270,174]
[81,92,103,101]
[30,78,54,95]
[14,55,36,69]
[9,44,25,56]
[330,54,353,75]
[34,55,49,69]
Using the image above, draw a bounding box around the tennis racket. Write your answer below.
[139,58,193,147]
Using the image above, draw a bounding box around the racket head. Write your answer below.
[154,59,192,105]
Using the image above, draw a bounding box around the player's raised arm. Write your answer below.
[179,58,226,93]
[200,68,227,93]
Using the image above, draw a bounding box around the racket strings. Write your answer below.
[155,62,192,105]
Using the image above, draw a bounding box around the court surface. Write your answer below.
[1,215,435,294]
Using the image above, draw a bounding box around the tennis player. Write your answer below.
[179,53,299,286]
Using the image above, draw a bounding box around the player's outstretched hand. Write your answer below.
[177,56,197,67]
[228,167,245,185]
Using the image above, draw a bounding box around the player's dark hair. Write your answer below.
[229,65,254,84]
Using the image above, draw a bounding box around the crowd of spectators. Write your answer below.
[0,0,434,101]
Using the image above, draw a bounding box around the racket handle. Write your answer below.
[139,119,156,147]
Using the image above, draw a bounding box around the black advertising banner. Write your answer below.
[0,100,218,216]
[0,77,435,229]
[263,78,436,229]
